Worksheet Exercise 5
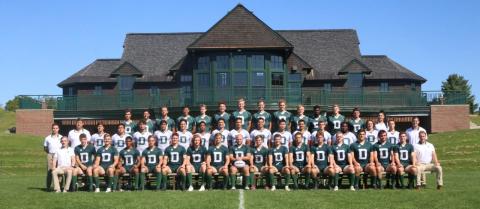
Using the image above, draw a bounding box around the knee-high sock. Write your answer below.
[229,174,236,187]
[139,173,146,189]
[155,172,162,189]
[205,174,212,188]
[222,174,228,189]
[134,173,140,190]
[285,174,291,187]
[334,174,339,186]
[186,173,193,187]
[162,174,168,188]
[93,177,100,188]
[348,174,355,187]
[399,174,405,187]
[354,175,360,187]
[268,173,274,187]
[88,176,93,191]
[305,173,311,186]
[292,174,299,188]
[199,172,205,185]
[107,176,113,189]
[71,176,78,191]
[112,176,118,190]
[249,173,254,187]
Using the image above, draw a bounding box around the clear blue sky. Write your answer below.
[1,0,479,108]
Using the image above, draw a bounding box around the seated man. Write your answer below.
[73,133,96,191]
[116,136,141,191]
[229,134,252,190]
[268,134,291,191]
[205,133,230,190]
[163,133,189,191]
[309,131,335,189]
[373,130,397,189]
[250,135,269,190]
[288,132,312,189]
[52,136,75,193]
[394,132,418,189]
[140,135,164,191]
[187,135,207,191]
[93,134,119,193]
[331,131,356,191]
[350,129,376,189]
[414,131,443,190]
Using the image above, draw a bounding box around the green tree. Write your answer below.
[441,74,478,113]
[5,96,20,111]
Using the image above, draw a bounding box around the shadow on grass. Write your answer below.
[27,187,50,192]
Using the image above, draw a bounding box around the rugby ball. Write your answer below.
[234,160,246,168]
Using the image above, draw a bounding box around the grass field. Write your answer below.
[0,112,479,208]
[470,115,480,126]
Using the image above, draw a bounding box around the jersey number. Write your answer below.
[337,150,345,161]
[379,148,389,159]
[116,140,125,148]
[274,153,283,162]
[295,151,304,162]
[316,151,325,161]
[170,152,179,163]
[159,136,167,144]
[138,137,146,145]
[235,151,244,159]
[180,136,187,143]
[213,152,222,163]
[400,150,409,161]
[192,154,201,163]
[358,149,368,160]
[125,155,134,166]
[255,155,263,164]
[80,153,89,163]
[101,153,111,162]
[148,155,156,164]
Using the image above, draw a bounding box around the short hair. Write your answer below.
[352,107,360,113]
[160,106,168,110]
[52,123,59,128]
[399,131,407,136]
[255,135,264,140]
[412,116,420,121]
[419,130,427,136]
[235,117,243,122]
[148,135,156,141]
[316,131,324,137]
[278,99,286,104]
[257,117,265,121]
[377,130,387,137]
[378,110,385,115]
[171,132,179,138]
[278,119,286,124]
[333,104,339,108]
[388,118,395,123]
[79,133,87,139]
[143,109,150,114]
[182,105,190,110]
[217,118,225,123]
[179,119,187,125]
[199,104,207,108]
[159,120,167,125]
[313,105,320,110]
[104,133,111,138]
[238,98,245,103]
[97,122,104,127]
[125,136,133,141]
[357,129,366,134]
[138,120,146,125]
[294,132,303,138]
[76,118,83,122]
[257,100,265,104]
[298,119,305,124]
[118,123,125,128]
[273,134,282,140]
[198,121,206,126]
[297,104,304,109]
[214,133,223,139]
[192,134,201,141]
[341,121,349,127]
[218,101,227,106]
[124,108,132,114]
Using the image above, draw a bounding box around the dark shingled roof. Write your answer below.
[361,55,426,82]
[110,61,143,77]
[58,59,121,86]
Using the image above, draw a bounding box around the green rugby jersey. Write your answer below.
[328,114,345,134]
[74,144,96,166]
[373,141,395,166]
[207,145,229,168]
[164,145,186,167]
[395,143,414,167]
[309,114,327,132]
[289,143,309,168]
[310,144,331,168]
[194,115,212,132]
[120,148,140,168]
[269,146,289,167]
[213,112,231,130]
[142,147,163,167]
[253,111,272,129]
[350,141,372,166]
[348,118,365,133]
[332,143,350,166]
[96,146,118,168]
[251,146,269,168]
[187,146,207,167]
[156,117,176,131]
[290,115,311,132]
[273,111,292,131]
[176,115,195,132]
[231,110,252,130]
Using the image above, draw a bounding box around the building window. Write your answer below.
[411,82,416,91]
[93,85,102,95]
[198,56,210,71]
[233,55,247,70]
[288,73,302,82]
[150,86,159,96]
[233,72,248,87]
[182,86,192,98]
[216,72,230,87]
[67,87,75,96]
[118,76,135,91]
[380,82,389,92]
[272,73,284,86]
[251,55,264,70]
[197,73,210,88]
[324,83,332,91]
[270,55,283,70]
[346,73,363,88]
[180,75,192,82]
[251,72,265,87]
[216,55,229,71]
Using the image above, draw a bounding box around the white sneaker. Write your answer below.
[271,186,276,191]
[94,188,100,193]
[199,185,205,191]
[62,190,68,193]
[244,186,249,190]
[285,186,290,191]
[55,190,61,193]
[334,186,339,191]
[119,188,124,192]
[350,186,355,191]
[231,186,236,190]
[188,186,194,192]
[106,188,112,193]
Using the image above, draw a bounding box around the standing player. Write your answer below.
[365,120,379,145]
[205,133,230,190]
[309,132,335,189]
[229,118,251,146]
[394,132,418,189]
[331,132,355,191]
[122,109,136,135]
[406,117,427,145]
[373,130,397,189]
[350,129,377,189]
[177,119,193,149]
[156,106,176,132]
[311,121,332,145]
[292,120,312,146]
[177,106,195,132]
[68,118,91,148]
[272,99,292,132]
[73,134,96,191]
[332,122,357,145]
[213,101,231,131]
[44,123,62,191]
[250,135,269,190]
[194,104,212,133]
[229,134,252,190]
[250,117,272,148]
[196,122,211,149]
[291,104,311,132]
[163,133,189,190]
[289,132,311,189]
[231,98,252,131]
[187,135,208,191]
[268,134,291,191]
[142,109,156,133]
[154,120,173,152]
[133,120,151,154]
[309,105,327,133]
[139,135,164,191]
[91,123,106,151]
[210,118,230,147]
[93,134,119,192]
[375,111,389,131]
[327,105,345,134]
[112,124,129,153]
[387,119,400,145]
[252,100,272,130]
[271,119,292,148]
[116,136,141,191]
[348,108,365,134]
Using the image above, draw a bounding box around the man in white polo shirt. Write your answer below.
[52,136,76,193]
[43,123,62,191]
[68,118,91,148]
[414,131,443,190]
[406,117,427,145]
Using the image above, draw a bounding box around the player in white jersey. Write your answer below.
[68,118,91,148]
[91,123,107,151]
[271,119,293,148]
[229,118,251,146]
[375,110,389,131]
[154,120,173,151]
[292,119,311,146]
[210,118,230,147]
[112,123,130,152]
[332,122,357,145]
[386,119,400,145]
[250,118,272,148]
[196,121,211,149]
[177,119,193,149]
[133,120,151,154]
[311,121,332,145]
[365,120,379,144]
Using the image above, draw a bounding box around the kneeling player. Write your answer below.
[163,133,189,190]
[187,135,207,191]
[310,131,335,189]
[205,133,230,190]
[289,132,311,189]
[373,130,397,189]
[350,129,376,189]
[268,134,291,191]
[394,132,418,189]
[140,135,164,190]
[331,132,355,191]
[93,134,119,192]
[250,135,269,190]
[116,136,140,191]
[229,134,252,190]
[73,133,96,191]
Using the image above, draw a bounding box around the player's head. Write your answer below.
[257,100,265,110]
[51,123,60,134]
[75,118,84,130]
[340,122,349,133]
[124,109,132,120]
[235,134,243,145]
[199,104,207,114]
[217,118,225,129]
[319,121,327,130]
[332,104,340,114]
[117,123,125,134]
[159,120,167,131]
[198,121,206,132]
[234,118,242,129]
[79,133,88,146]
[294,132,303,145]
[315,131,325,145]
[352,107,360,118]
[254,135,263,147]
[273,134,282,146]
[298,119,306,131]
[147,135,156,148]
[419,130,427,143]
[313,105,321,115]
[335,131,344,144]
[214,133,223,146]
[161,106,168,116]
[192,134,201,147]
[357,129,366,142]
[412,117,420,127]
[104,134,112,146]
[257,117,265,129]
[138,120,146,131]
[218,101,227,112]
[278,99,286,110]
[278,119,286,131]
[388,119,396,131]
[61,136,69,147]
[366,120,374,130]
[378,130,387,142]
[179,119,187,131]
[237,98,246,110]
[97,122,104,133]
[378,110,386,122]
[143,109,150,119]
[297,104,305,115]
[399,132,407,144]
[125,136,133,148]
[171,133,179,145]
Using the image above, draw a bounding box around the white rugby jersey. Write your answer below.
[250,129,272,148]
[210,129,230,147]
[91,133,106,151]
[387,130,400,145]
[112,133,130,152]
[229,129,250,145]
[68,129,91,148]
[310,131,332,145]
[375,122,388,132]
[133,131,151,154]
[197,132,211,149]
[271,131,292,148]
[177,131,193,149]
[154,130,172,151]
[333,132,357,145]
[292,130,312,145]
[365,129,379,144]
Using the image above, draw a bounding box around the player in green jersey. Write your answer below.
[250,135,269,190]
[309,131,335,190]
[231,98,252,131]
[272,99,292,132]
[142,109,156,133]
[229,134,252,190]
[328,104,345,134]
[115,136,141,191]
[163,133,189,191]
[177,106,196,132]
[289,132,312,189]
[122,109,137,135]
[331,131,355,191]
[194,104,212,133]
[156,106,176,132]
[213,101,231,130]
[205,133,230,190]
[73,133,96,191]
[140,135,164,191]
[310,105,327,132]
[348,108,365,134]
[93,134,119,192]
[350,129,377,189]
[373,130,397,189]
[394,132,418,189]
[268,134,291,191]
[187,135,208,191]
[253,100,272,130]
[291,104,311,132]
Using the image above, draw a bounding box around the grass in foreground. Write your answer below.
[0,129,479,208]
[470,115,480,126]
